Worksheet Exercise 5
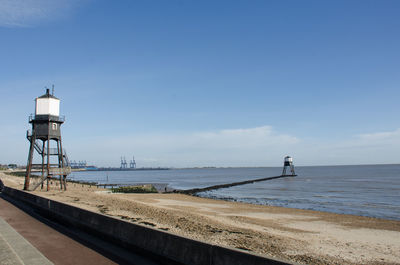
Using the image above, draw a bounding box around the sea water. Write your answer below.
[69,164,400,220]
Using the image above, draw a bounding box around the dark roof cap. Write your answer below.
[38,88,59,99]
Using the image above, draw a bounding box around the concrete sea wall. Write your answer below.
[2,186,291,265]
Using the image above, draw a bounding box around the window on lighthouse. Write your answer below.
[52,123,58,130]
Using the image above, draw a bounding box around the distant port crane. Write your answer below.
[70,160,87,169]
[120,156,128,169]
[130,156,136,169]
[120,156,136,169]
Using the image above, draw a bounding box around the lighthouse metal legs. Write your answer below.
[24,136,69,191]
[46,135,50,191]
[24,133,36,190]
[282,162,296,176]
[59,136,67,191]
[57,139,67,191]
[290,164,295,175]
[57,140,63,190]
[41,141,45,190]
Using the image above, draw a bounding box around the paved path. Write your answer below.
[0,195,118,265]
[0,217,52,265]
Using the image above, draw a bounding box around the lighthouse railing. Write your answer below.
[49,167,72,176]
[29,114,65,122]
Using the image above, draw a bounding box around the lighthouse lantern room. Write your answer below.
[35,93,60,117]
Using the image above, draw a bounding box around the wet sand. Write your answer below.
[1,171,400,265]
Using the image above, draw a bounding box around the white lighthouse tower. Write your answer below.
[282,156,296,176]
[24,88,71,191]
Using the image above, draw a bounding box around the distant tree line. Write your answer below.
[0,164,24,170]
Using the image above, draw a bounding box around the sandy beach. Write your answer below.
[1,171,399,265]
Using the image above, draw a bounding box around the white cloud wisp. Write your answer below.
[66,126,300,167]
[0,0,84,27]
[3,125,400,168]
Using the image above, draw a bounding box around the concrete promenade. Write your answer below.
[1,186,291,265]
[0,217,52,265]
[0,195,118,265]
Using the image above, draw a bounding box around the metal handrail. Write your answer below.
[29,114,65,122]
[30,166,72,176]
[26,131,69,158]
[49,167,72,175]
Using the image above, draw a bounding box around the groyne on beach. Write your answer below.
[178,175,294,195]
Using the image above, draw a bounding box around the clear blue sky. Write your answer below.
[1,0,399,167]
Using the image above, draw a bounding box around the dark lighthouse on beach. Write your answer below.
[24,88,71,191]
